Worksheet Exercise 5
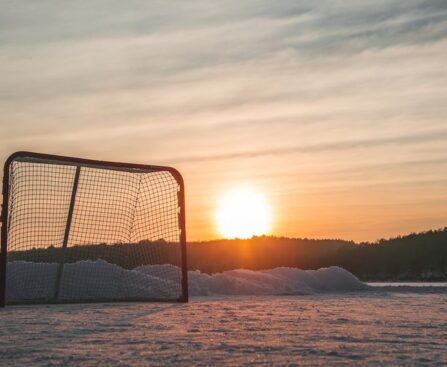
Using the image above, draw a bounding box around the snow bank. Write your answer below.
[188,266,367,296]
[6,260,182,302]
[5,261,367,302]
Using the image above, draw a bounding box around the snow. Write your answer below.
[6,260,367,303]
[2,261,446,366]
[188,266,367,296]
[6,260,182,302]
[0,292,446,366]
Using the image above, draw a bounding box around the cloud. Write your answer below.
[162,129,447,164]
[1,0,447,240]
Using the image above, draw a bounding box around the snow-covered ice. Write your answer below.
[2,261,446,366]
[1,292,446,366]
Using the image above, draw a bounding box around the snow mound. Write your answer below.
[6,260,181,302]
[5,261,367,302]
[188,266,367,296]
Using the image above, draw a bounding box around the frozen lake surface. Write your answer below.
[1,288,446,366]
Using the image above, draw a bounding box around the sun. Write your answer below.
[216,187,272,239]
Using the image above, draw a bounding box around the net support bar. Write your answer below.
[53,166,81,301]
[0,154,11,307]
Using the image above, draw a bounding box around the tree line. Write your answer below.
[188,228,447,280]
[8,228,447,281]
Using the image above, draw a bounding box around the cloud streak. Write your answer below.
[1,0,446,241]
[163,129,447,164]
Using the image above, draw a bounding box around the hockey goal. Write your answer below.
[0,152,188,306]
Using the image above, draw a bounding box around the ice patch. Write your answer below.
[5,261,367,302]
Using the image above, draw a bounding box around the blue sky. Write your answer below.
[1,0,447,240]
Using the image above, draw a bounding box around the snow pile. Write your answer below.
[6,261,367,302]
[188,266,367,296]
[6,260,181,302]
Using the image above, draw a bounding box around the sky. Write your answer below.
[1,0,447,242]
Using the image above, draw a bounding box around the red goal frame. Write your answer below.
[0,151,188,306]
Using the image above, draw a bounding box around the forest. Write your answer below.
[188,228,447,281]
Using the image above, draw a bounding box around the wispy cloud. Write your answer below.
[162,129,447,164]
[1,0,446,240]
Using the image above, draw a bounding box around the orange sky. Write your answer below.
[1,1,447,241]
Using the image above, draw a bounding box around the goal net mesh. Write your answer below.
[1,154,187,305]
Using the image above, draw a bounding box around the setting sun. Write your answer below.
[216,187,272,239]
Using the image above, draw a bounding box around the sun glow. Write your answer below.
[216,187,272,239]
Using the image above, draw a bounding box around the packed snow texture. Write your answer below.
[6,261,182,302]
[1,293,446,366]
[5,260,367,303]
[188,266,367,296]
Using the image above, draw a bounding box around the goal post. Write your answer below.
[0,151,188,306]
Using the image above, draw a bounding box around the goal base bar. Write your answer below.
[6,296,188,306]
